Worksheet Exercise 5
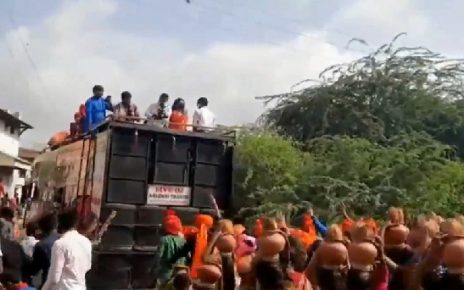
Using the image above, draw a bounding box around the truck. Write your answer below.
[31,120,235,289]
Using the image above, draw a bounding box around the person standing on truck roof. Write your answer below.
[169,98,188,131]
[113,91,140,122]
[84,85,112,133]
[145,93,171,127]
[192,97,215,132]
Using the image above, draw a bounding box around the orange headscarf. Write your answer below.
[289,228,317,250]
[341,218,355,235]
[362,218,378,234]
[195,214,214,229]
[164,215,183,235]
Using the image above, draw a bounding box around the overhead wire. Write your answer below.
[191,0,368,54]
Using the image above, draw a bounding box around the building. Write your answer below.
[19,147,40,163]
[0,109,33,198]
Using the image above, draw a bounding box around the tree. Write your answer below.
[233,131,311,224]
[258,34,464,157]
[233,132,464,224]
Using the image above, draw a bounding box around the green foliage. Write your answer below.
[233,35,464,222]
[258,34,464,157]
[233,131,311,225]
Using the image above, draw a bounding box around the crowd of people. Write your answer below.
[0,206,90,290]
[74,85,216,136]
[155,206,464,290]
[0,200,462,289]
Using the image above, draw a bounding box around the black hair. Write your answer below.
[159,93,169,101]
[38,212,58,234]
[197,97,208,107]
[0,207,14,221]
[288,235,307,272]
[121,91,132,99]
[26,222,38,237]
[255,260,287,290]
[172,98,186,112]
[172,273,191,290]
[92,85,104,93]
[57,208,79,233]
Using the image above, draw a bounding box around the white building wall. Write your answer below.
[0,119,20,157]
[0,118,24,197]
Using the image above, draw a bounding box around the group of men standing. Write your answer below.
[83,85,216,133]
[0,207,91,290]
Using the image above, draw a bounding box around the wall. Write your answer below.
[0,119,23,197]
[0,119,20,157]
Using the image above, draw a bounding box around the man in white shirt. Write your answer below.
[42,209,92,290]
[192,97,215,132]
[145,93,171,127]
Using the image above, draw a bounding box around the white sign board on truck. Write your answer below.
[147,184,191,206]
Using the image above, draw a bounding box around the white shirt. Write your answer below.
[145,102,171,126]
[42,230,92,290]
[192,106,215,130]
[20,235,38,258]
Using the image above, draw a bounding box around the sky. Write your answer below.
[0,0,463,148]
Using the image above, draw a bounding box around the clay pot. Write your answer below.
[236,255,253,274]
[388,207,405,224]
[350,222,375,243]
[257,230,286,258]
[197,263,222,284]
[348,242,378,267]
[384,224,410,246]
[443,238,464,269]
[218,219,234,235]
[318,241,348,267]
[215,233,237,253]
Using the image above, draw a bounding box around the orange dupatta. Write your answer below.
[190,223,208,279]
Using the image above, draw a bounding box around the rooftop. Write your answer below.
[0,109,33,135]
[19,147,40,161]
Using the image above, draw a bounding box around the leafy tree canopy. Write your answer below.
[233,35,464,225]
[258,34,464,157]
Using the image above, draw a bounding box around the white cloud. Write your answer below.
[327,0,428,44]
[0,0,355,147]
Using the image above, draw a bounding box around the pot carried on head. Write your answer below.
[384,207,410,247]
[442,219,464,272]
[348,223,378,270]
[317,225,349,268]
[195,262,223,288]
[257,229,287,260]
[215,233,237,254]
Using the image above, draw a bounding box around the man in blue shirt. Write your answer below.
[84,85,112,133]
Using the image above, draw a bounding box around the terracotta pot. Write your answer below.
[197,264,222,284]
[215,233,237,253]
[348,242,378,267]
[443,238,464,269]
[388,207,405,224]
[350,222,375,243]
[236,255,253,274]
[257,230,286,258]
[384,224,409,246]
[318,241,348,267]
